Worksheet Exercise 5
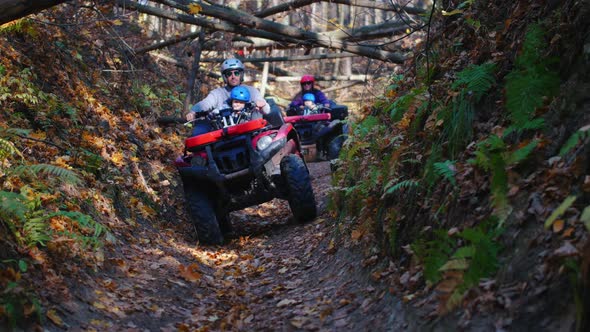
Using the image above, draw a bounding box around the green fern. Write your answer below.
[559,126,590,157]
[443,62,496,158]
[423,142,443,187]
[452,62,496,102]
[11,164,82,185]
[353,115,380,137]
[382,179,420,198]
[433,160,457,186]
[23,213,51,247]
[505,23,559,131]
[451,220,502,291]
[388,86,427,122]
[412,229,454,284]
[506,140,539,164]
[0,137,22,161]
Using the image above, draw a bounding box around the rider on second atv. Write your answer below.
[289,75,331,113]
[185,58,270,136]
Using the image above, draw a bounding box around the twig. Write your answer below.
[15,134,67,152]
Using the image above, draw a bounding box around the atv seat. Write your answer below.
[328,105,348,120]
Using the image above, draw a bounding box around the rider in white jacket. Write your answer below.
[186,58,269,136]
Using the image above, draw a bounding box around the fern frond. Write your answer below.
[433,160,457,186]
[11,164,81,185]
[0,190,27,222]
[46,210,106,247]
[353,115,380,137]
[559,126,590,157]
[444,91,475,158]
[412,229,454,283]
[506,140,539,165]
[505,23,559,131]
[23,216,50,247]
[345,142,370,160]
[452,62,496,101]
[0,137,21,161]
[382,179,419,198]
[0,127,31,138]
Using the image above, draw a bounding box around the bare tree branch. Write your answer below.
[328,0,426,15]
[115,0,305,45]
[134,30,201,55]
[144,0,406,62]
[254,0,426,18]
[254,0,317,18]
[273,75,371,82]
[0,0,67,25]
[201,52,357,63]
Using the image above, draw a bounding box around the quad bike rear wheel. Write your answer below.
[184,185,223,245]
[280,154,317,222]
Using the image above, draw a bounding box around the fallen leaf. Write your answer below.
[290,316,308,328]
[552,219,565,233]
[93,302,106,310]
[562,227,575,237]
[326,239,336,254]
[277,299,297,307]
[553,241,578,258]
[351,229,362,241]
[544,196,577,229]
[179,263,202,282]
[46,309,63,326]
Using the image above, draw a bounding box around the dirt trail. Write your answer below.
[52,162,415,331]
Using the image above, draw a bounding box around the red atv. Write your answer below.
[174,102,317,245]
[285,104,348,162]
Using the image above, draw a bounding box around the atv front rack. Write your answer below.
[185,118,268,150]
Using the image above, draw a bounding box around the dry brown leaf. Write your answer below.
[46,309,63,326]
[552,219,565,233]
[562,227,575,238]
[351,229,363,241]
[179,263,202,282]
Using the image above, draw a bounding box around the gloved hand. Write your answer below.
[186,104,202,121]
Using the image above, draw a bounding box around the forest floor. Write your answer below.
[45,162,416,331]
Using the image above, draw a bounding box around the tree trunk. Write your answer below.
[0,0,67,25]
[260,61,270,97]
[184,30,205,113]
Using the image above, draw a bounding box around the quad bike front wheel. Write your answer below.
[184,185,224,245]
[280,154,317,222]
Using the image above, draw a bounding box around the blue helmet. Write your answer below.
[230,86,250,102]
[303,93,315,102]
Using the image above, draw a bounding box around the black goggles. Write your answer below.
[223,70,242,78]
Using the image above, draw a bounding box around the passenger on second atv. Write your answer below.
[185,58,269,136]
[289,75,331,112]
[302,93,321,115]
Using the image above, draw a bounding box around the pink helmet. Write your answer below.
[300,75,315,84]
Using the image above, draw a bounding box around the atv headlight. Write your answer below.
[256,135,273,151]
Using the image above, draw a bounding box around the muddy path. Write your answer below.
[51,161,417,331]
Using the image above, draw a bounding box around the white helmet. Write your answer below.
[221,58,245,83]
